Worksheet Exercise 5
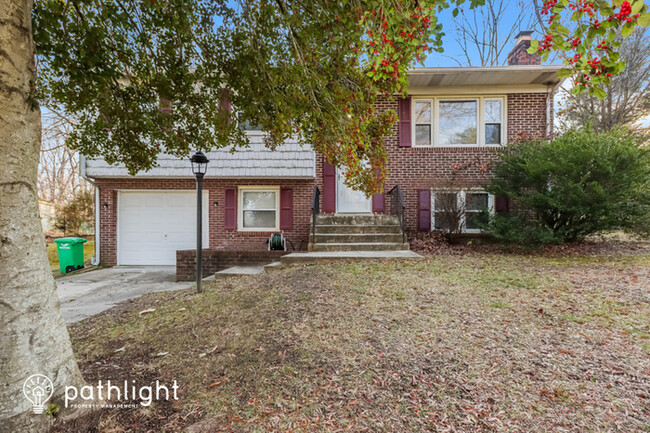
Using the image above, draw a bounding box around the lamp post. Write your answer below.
[190,151,209,293]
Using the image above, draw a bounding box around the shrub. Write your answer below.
[482,128,650,244]
[55,190,94,235]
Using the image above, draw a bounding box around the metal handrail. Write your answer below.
[388,185,406,244]
[311,186,320,240]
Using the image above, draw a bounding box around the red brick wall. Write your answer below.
[96,178,312,266]
[506,40,542,66]
[176,249,287,281]
[314,92,550,231]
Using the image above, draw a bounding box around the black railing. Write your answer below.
[388,185,406,243]
[311,186,320,240]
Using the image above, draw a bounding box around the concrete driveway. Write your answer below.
[57,267,192,323]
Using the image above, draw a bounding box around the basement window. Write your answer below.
[431,190,494,233]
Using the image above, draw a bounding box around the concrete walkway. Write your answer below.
[57,266,192,323]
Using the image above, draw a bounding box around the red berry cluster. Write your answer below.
[537,34,554,52]
[540,0,558,16]
[367,6,432,82]
[612,0,641,23]
[568,1,595,16]
[615,1,632,20]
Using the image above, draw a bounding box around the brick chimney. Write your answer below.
[506,31,541,66]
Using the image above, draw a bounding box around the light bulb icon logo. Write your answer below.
[23,374,54,414]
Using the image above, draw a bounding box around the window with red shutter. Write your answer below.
[398,97,412,147]
[372,193,385,213]
[495,196,510,214]
[224,188,237,229]
[280,187,293,230]
[418,189,431,231]
[322,160,336,213]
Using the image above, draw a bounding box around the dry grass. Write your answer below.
[56,252,650,432]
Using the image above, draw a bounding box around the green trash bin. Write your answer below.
[54,237,87,273]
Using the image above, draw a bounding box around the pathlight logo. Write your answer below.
[23,374,180,412]
[23,374,54,414]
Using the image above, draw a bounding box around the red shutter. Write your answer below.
[372,193,385,213]
[418,189,431,231]
[495,196,510,214]
[322,160,336,213]
[398,96,412,147]
[280,187,293,230]
[224,188,237,229]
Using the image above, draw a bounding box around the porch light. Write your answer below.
[190,151,209,177]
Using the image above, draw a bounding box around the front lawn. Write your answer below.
[56,250,650,432]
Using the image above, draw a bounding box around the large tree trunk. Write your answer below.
[0,1,85,431]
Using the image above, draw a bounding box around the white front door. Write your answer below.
[118,191,209,265]
[336,169,372,213]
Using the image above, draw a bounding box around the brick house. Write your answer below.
[81,32,564,269]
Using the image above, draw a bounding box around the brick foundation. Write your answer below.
[176,249,287,281]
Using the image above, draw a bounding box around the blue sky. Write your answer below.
[422,4,542,67]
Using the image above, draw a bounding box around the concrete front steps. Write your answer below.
[281,250,422,265]
[309,214,409,252]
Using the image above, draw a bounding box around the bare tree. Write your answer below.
[430,157,492,238]
[556,29,650,134]
[449,0,536,66]
[38,110,90,205]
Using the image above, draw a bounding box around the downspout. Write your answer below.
[92,184,100,266]
[79,154,100,266]
[546,80,564,139]
[546,85,553,139]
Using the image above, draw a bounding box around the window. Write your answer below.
[431,190,494,233]
[410,97,506,147]
[414,100,433,146]
[239,119,263,132]
[438,100,478,146]
[484,99,503,145]
[238,188,279,231]
[464,192,490,232]
[433,192,459,231]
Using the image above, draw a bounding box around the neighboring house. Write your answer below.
[80,32,564,267]
[38,199,56,232]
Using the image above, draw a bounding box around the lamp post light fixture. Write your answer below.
[190,151,209,293]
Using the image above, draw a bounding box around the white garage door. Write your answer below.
[118,191,209,266]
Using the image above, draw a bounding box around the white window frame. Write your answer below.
[412,99,434,147]
[436,98,480,147]
[411,96,507,148]
[482,97,506,146]
[431,189,495,234]
[462,190,495,234]
[237,186,280,232]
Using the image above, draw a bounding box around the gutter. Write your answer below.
[79,154,100,266]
